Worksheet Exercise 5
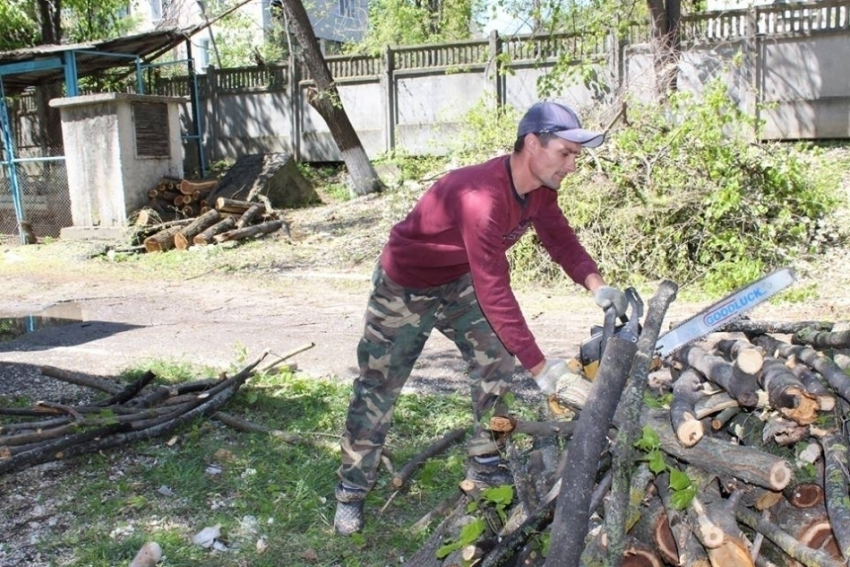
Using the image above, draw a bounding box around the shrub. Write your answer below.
[507,80,847,292]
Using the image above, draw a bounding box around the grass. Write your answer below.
[0,360,498,567]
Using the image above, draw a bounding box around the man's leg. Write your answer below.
[335,266,439,534]
[435,274,516,485]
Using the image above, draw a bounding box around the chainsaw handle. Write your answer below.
[599,305,619,356]
[600,288,642,355]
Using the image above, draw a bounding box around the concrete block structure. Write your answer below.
[50,92,183,228]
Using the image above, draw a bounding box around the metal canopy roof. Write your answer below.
[0,27,200,96]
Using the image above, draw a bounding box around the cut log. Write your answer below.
[173,209,222,250]
[143,225,183,253]
[759,356,820,425]
[715,338,765,374]
[193,217,236,246]
[737,505,845,567]
[793,328,850,350]
[786,482,825,510]
[178,178,217,195]
[655,471,710,566]
[235,203,265,229]
[642,408,793,491]
[724,321,833,334]
[213,219,283,244]
[788,361,835,412]
[605,280,678,567]
[545,331,639,567]
[673,344,761,408]
[215,197,255,214]
[488,415,575,437]
[751,334,850,404]
[670,367,706,447]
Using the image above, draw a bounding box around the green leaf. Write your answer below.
[668,468,692,491]
[646,450,667,474]
[482,485,513,506]
[670,486,697,510]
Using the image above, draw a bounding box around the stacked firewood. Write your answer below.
[143,176,218,221]
[134,188,287,253]
[403,281,850,567]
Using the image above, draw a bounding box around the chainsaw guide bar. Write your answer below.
[654,267,797,358]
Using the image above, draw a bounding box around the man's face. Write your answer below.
[528,135,582,191]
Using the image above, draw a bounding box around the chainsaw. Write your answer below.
[572,267,797,380]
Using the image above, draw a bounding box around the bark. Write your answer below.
[751,335,850,405]
[215,197,256,214]
[737,505,845,567]
[725,321,833,335]
[214,220,284,244]
[174,209,221,250]
[40,365,122,394]
[793,328,850,350]
[645,0,681,99]
[759,357,820,425]
[641,409,793,491]
[670,367,706,446]
[606,280,678,567]
[673,344,760,408]
[274,0,383,197]
[715,338,765,375]
[235,204,264,229]
[143,225,183,253]
[544,332,639,567]
[193,217,236,246]
[818,431,850,561]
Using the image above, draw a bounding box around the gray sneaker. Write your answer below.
[334,482,367,535]
[466,454,513,488]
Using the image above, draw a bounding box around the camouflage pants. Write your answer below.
[338,265,516,491]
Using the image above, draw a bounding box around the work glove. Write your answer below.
[534,358,572,395]
[594,285,627,317]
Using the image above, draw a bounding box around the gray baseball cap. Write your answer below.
[517,102,605,148]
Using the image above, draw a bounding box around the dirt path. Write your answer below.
[1,250,844,401]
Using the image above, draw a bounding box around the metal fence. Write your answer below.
[0,81,70,240]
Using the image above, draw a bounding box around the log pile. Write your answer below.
[143,176,218,221]
[402,282,850,567]
[132,178,288,253]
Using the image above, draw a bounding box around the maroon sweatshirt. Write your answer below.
[380,155,599,370]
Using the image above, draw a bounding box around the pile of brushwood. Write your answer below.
[0,344,320,477]
[402,280,850,567]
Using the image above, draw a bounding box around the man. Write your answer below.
[334,101,627,535]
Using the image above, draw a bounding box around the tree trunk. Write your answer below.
[274,0,384,197]
[645,0,681,99]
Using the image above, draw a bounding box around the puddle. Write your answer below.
[0,302,84,342]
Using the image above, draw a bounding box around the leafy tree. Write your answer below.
[62,0,137,43]
[348,0,482,54]
[273,0,384,196]
[0,1,39,50]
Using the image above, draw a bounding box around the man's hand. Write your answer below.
[533,358,573,394]
[594,285,627,317]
